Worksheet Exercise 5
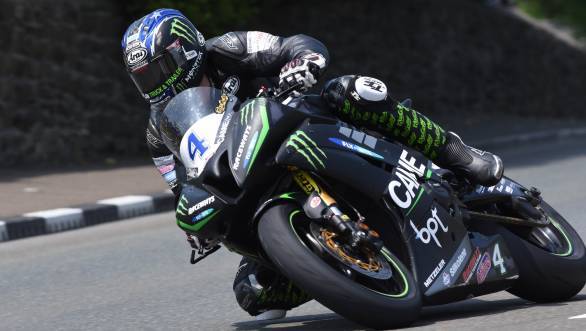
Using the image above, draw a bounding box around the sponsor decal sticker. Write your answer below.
[222,76,240,96]
[157,164,175,175]
[287,131,327,170]
[410,207,449,247]
[233,125,251,170]
[219,33,237,49]
[215,94,229,114]
[293,171,319,195]
[176,195,189,216]
[163,171,177,187]
[328,138,384,160]
[449,247,467,277]
[387,150,426,210]
[193,208,215,223]
[492,243,507,275]
[183,52,203,84]
[170,18,197,44]
[188,132,208,161]
[246,31,278,53]
[243,131,259,169]
[310,196,321,208]
[179,114,223,178]
[196,31,205,46]
[476,252,492,284]
[215,113,233,145]
[147,129,163,147]
[188,196,215,215]
[148,67,183,98]
[354,77,387,102]
[126,47,147,66]
[424,259,446,287]
[153,155,174,167]
[462,247,481,283]
[442,271,451,286]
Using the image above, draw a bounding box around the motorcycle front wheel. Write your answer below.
[257,203,421,329]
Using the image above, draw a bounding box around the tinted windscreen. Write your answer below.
[159,87,225,155]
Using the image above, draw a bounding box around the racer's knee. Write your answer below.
[321,75,390,113]
[232,257,311,316]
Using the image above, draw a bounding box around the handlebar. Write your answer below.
[256,82,304,101]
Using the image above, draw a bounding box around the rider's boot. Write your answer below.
[233,257,311,319]
[435,132,503,186]
[321,75,504,186]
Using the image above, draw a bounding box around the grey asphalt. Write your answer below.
[1,137,586,330]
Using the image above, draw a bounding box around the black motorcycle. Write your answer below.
[160,86,586,329]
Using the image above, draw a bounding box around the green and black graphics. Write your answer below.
[162,86,586,329]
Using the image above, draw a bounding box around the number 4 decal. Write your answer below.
[493,243,506,275]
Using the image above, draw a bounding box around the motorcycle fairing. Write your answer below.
[226,97,312,188]
[461,177,527,206]
[422,230,519,302]
[274,121,469,290]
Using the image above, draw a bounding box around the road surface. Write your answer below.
[1,137,586,330]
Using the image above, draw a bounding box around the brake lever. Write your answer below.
[186,234,222,265]
[190,245,221,265]
[274,82,303,100]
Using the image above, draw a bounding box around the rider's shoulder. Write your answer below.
[207,31,247,57]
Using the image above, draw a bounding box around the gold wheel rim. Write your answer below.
[321,229,382,272]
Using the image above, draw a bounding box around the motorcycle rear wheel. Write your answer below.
[504,202,586,302]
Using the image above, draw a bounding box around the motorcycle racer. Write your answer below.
[122,8,503,320]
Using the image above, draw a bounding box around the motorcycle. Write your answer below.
[159,86,586,329]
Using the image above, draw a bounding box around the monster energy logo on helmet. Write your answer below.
[286,131,327,170]
[170,18,197,44]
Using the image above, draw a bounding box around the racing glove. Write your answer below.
[279,52,327,91]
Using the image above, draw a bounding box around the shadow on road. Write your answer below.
[232,313,363,330]
[231,294,586,330]
[417,294,586,327]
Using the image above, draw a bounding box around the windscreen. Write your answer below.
[159,87,224,156]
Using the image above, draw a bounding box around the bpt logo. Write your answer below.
[410,207,449,247]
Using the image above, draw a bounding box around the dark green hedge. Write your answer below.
[123,0,260,36]
[519,0,586,37]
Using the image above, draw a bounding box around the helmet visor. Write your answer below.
[129,40,188,96]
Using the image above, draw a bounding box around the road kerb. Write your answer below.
[0,192,174,243]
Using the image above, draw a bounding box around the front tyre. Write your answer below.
[257,204,421,329]
[505,202,586,302]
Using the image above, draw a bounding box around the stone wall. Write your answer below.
[258,0,586,120]
[1,0,585,167]
[0,0,144,167]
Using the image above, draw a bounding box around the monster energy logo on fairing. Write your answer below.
[240,100,256,125]
[177,195,189,216]
[170,18,197,44]
[286,131,327,170]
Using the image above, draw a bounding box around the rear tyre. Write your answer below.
[504,202,586,302]
[257,203,421,329]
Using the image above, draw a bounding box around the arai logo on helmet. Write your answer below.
[126,47,147,66]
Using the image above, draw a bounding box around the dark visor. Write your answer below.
[129,42,187,95]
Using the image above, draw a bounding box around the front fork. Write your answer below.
[290,168,383,253]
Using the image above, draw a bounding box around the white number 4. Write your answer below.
[492,244,506,275]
